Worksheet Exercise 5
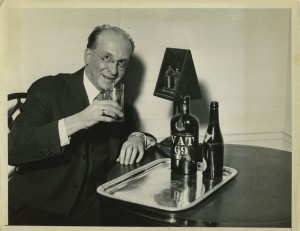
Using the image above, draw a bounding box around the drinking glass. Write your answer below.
[104,84,124,122]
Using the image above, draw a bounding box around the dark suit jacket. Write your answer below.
[8,68,136,218]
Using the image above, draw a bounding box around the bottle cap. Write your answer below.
[210,101,219,107]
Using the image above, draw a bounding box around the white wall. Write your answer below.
[4,8,291,146]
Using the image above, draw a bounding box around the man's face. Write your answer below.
[84,31,133,91]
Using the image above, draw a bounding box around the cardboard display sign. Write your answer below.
[154,48,202,101]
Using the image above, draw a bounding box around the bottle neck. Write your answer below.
[209,102,219,124]
[182,96,190,114]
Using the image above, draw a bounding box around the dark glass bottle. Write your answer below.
[202,101,224,182]
[171,95,200,175]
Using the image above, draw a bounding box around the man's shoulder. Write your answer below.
[30,68,84,90]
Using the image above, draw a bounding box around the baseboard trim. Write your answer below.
[282,131,292,143]
[157,130,292,144]
[222,131,292,144]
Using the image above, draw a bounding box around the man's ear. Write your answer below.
[84,48,92,65]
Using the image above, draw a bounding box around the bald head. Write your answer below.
[87,24,135,53]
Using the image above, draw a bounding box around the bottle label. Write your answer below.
[202,143,224,180]
[171,133,197,161]
[203,133,213,142]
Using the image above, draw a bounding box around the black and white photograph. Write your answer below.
[1,0,299,230]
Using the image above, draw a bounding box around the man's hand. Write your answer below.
[117,135,145,165]
[78,100,123,127]
[64,100,123,136]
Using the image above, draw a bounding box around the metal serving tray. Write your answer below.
[97,158,237,212]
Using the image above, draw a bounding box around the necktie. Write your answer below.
[94,91,105,101]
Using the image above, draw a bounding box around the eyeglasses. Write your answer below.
[92,50,129,71]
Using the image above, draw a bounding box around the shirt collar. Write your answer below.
[83,70,100,105]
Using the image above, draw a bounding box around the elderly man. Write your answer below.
[8,24,155,226]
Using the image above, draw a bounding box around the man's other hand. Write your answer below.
[117,135,145,165]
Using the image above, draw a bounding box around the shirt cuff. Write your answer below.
[58,119,70,147]
[129,132,156,150]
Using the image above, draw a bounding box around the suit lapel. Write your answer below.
[62,68,89,117]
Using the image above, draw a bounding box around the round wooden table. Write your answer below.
[101,144,291,227]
